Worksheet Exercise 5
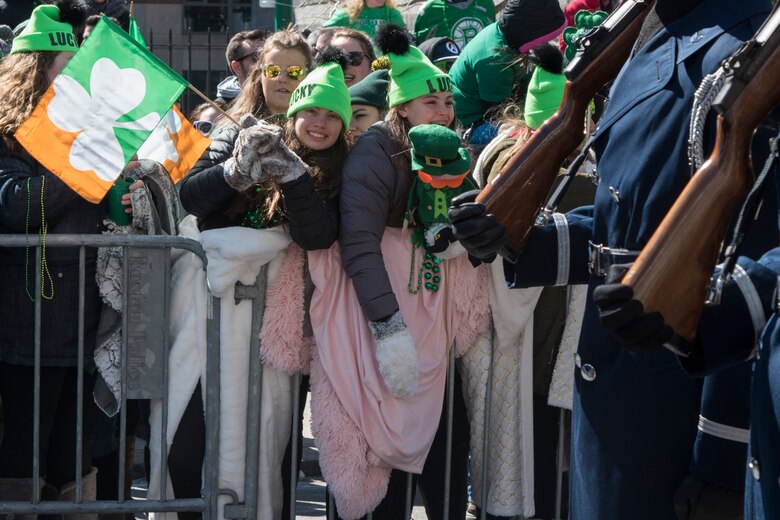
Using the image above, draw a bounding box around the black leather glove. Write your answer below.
[592,264,673,352]
[448,190,507,265]
[674,474,744,520]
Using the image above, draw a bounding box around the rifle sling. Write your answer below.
[542,134,597,216]
[716,133,780,287]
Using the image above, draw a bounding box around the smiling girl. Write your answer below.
[165,48,352,519]
[306,24,487,520]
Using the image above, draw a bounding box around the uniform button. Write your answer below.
[609,186,620,203]
[574,353,582,368]
[57,272,63,278]
[581,363,597,382]
[749,458,760,480]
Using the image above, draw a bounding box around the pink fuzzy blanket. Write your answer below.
[259,243,312,375]
[307,229,490,519]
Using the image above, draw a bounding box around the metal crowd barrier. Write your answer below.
[0,234,569,520]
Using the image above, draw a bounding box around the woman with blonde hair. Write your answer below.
[323,0,405,39]
[221,27,312,125]
[149,47,353,520]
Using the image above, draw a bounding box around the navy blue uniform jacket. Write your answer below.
[504,0,772,517]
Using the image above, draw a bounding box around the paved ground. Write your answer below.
[131,399,432,519]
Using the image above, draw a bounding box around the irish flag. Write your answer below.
[15,17,187,203]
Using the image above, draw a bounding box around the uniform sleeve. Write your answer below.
[339,131,399,322]
[323,9,350,28]
[680,248,780,376]
[280,173,339,250]
[504,205,594,288]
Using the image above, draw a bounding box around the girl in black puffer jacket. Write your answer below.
[168,45,353,520]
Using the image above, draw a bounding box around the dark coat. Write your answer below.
[179,125,339,250]
[0,139,105,366]
[504,0,773,517]
[339,122,412,322]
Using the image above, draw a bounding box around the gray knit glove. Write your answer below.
[223,114,283,190]
[258,142,307,184]
[368,311,419,398]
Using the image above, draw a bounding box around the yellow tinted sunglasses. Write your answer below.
[260,64,307,81]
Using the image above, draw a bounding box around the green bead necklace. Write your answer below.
[407,248,443,295]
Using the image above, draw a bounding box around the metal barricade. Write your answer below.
[0,234,223,519]
[0,233,570,520]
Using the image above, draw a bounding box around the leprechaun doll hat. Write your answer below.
[287,46,352,129]
[11,0,87,54]
[375,24,452,108]
[409,124,471,176]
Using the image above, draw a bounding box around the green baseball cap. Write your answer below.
[408,124,471,176]
[11,5,78,54]
[524,65,566,130]
[287,60,352,130]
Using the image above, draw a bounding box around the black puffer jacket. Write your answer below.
[0,139,104,366]
[179,125,339,250]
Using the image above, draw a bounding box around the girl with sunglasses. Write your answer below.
[223,28,312,123]
[155,48,352,520]
[306,25,488,520]
[328,28,376,86]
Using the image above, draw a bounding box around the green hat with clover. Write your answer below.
[525,43,566,130]
[287,46,352,130]
[408,124,470,176]
[376,24,451,108]
[562,9,609,61]
[11,1,87,55]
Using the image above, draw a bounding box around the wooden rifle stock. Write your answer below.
[475,0,654,260]
[622,6,780,342]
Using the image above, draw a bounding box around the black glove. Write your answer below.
[448,190,507,264]
[674,474,744,520]
[592,264,673,352]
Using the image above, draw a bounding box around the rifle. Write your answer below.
[475,0,655,261]
[621,5,780,343]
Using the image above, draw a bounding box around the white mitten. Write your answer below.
[368,311,419,397]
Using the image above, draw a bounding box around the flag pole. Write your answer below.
[129,0,134,17]
[186,83,242,126]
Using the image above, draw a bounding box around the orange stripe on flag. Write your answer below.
[165,106,211,184]
[15,87,115,204]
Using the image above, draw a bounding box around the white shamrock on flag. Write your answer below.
[48,57,162,181]
[137,109,182,165]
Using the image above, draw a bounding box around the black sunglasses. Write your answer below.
[346,51,370,67]
[234,50,258,63]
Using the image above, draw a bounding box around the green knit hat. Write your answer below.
[287,48,352,130]
[348,69,390,110]
[376,25,452,108]
[524,45,566,130]
[11,5,79,54]
[409,124,470,176]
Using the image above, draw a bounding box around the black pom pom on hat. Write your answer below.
[375,23,412,56]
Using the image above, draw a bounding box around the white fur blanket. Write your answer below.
[148,216,301,520]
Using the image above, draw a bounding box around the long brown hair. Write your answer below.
[226,116,349,222]
[343,0,398,22]
[222,28,312,126]
[0,51,58,149]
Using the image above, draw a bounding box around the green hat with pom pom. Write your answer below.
[376,24,452,108]
[11,2,84,54]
